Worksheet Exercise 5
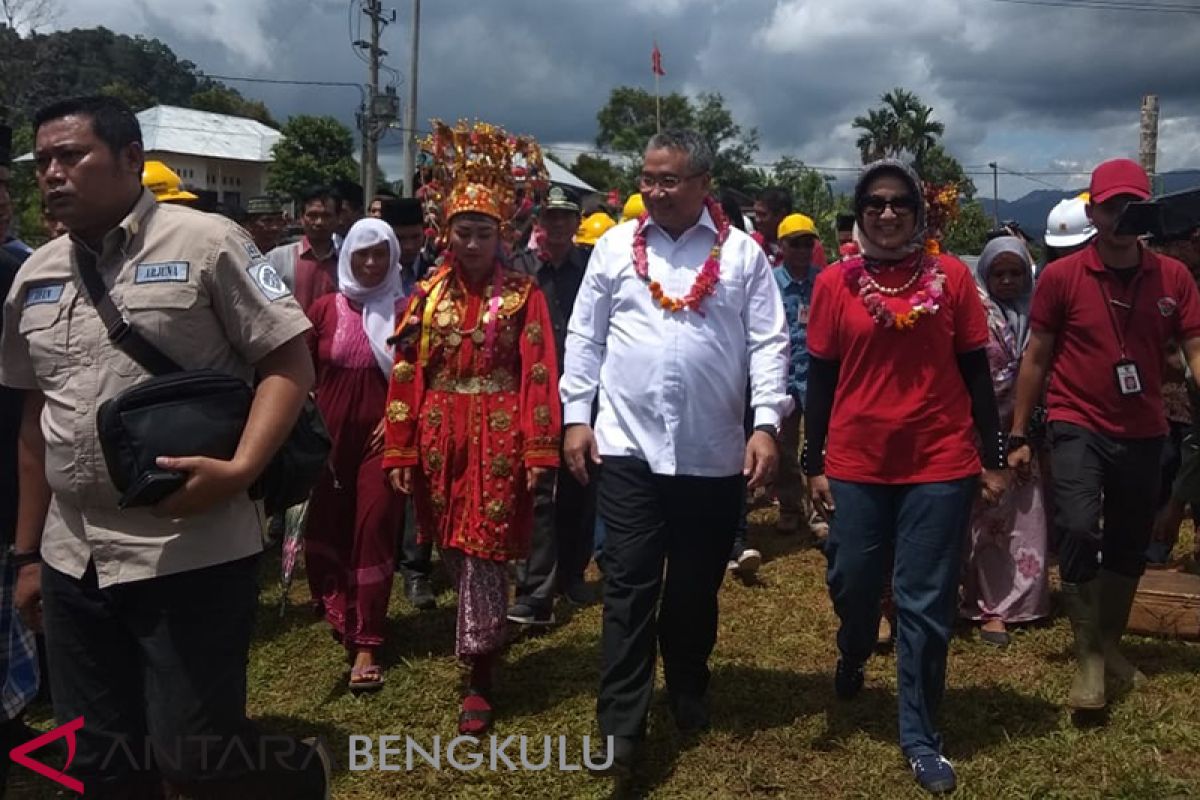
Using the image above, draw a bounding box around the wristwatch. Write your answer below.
[9,548,41,570]
[1006,434,1030,453]
[754,424,779,441]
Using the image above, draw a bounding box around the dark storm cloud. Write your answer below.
[58,0,1200,190]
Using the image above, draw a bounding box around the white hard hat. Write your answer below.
[1044,196,1096,248]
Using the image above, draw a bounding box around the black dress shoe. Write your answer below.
[588,735,637,778]
[405,575,436,610]
[668,693,710,734]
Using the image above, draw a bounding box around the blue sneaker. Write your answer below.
[909,754,957,795]
[834,658,864,700]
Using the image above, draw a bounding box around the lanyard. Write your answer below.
[1093,271,1142,359]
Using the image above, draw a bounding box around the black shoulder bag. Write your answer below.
[80,255,330,516]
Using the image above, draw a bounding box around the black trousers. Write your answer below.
[40,556,323,798]
[514,465,596,609]
[396,496,432,580]
[1048,421,1164,583]
[595,457,741,739]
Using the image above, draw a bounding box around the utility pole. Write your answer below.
[401,0,421,197]
[988,162,999,226]
[1140,94,1160,196]
[355,0,398,203]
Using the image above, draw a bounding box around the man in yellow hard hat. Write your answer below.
[575,211,616,252]
[773,214,821,539]
[620,193,645,223]
[142,160,197,204]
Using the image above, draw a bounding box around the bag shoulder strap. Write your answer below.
[75,248,182,376]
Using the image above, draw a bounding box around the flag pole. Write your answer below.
[653,37,662,133]
[655,70,661,134]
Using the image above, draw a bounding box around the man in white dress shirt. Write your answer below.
[561,129,789,775]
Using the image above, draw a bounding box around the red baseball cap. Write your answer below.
[1089,158,1151,205]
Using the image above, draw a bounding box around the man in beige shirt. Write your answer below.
[0,95,328,798]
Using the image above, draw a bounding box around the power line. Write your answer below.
[205,73,365,94]
[982,0,1200,14]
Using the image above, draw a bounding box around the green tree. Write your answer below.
[190,86,279,128]
[942,200,991,257]
[920,143,977,200]
[99,80,156,112]
[6,123,44,246]
[595,87,693,159]
[594,87,759,192]
[852,87,944,167]
[852,108,895,164]
[769,157,833,218]
[267,115,359,200]
[693,91,759,192]
[569,153,635,195]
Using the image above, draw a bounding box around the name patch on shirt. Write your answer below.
[248,261,290,301]
[134,261,190,284]
[24,283,64,306]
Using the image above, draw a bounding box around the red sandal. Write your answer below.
[457,690,493,735]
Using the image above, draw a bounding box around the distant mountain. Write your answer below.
[982,170,1200,237]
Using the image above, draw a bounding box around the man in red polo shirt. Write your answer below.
[267,185,339,315]
[1009,159,1200,713]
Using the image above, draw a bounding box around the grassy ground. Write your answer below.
[13,512,1200,799]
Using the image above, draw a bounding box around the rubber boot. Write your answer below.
[1060,580,1106,710]
[1098,569,1147,692]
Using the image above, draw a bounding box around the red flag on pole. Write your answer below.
[651,42,665,76]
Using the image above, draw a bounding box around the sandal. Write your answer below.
[349,664,385,692]
[458,690,493,735]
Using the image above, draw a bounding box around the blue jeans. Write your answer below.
[824,477,977,758]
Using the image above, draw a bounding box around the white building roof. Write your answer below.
[545,158,596,193]
[137,105,281,163]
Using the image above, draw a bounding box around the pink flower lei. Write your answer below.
[843,254,947,331]
[632,196,730,315]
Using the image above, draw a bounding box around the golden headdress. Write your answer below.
[420,120,549,232]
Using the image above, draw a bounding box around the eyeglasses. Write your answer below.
[637,172,704,191]
[860,195,919,217]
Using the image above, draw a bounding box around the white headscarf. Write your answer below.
[337,218,406,376]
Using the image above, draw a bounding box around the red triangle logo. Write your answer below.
[9,716,84,793]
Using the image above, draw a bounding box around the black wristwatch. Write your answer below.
[753,424,779,441]
[1006,434,1030,453]
[9,549,41,570]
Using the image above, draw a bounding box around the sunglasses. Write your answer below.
[860,195,919,216]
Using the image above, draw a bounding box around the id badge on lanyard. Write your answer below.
[1115,359,1143,396]
[1097,274,1144,397]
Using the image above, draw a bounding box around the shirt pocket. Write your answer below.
[17,301,66,379]
[105,284,201,377]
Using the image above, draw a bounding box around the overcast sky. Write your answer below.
[49,0,1200,201]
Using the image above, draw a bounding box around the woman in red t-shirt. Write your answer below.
[801,160,1010,796]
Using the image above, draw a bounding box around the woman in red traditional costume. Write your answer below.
[383,120,561,734]
[305,218,409,692]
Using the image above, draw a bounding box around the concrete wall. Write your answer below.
[147,151,270,209]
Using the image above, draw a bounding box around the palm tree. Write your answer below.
[852,108,897,164]
[882,88,920,156]
[903,105,945,169]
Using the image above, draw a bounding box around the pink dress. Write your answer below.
[960,292,1050,623]
[304,293,406,649]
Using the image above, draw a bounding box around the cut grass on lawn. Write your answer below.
[13,512,1200,799]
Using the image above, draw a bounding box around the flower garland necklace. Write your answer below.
[632,196,730,314]
[844,254,946,331]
